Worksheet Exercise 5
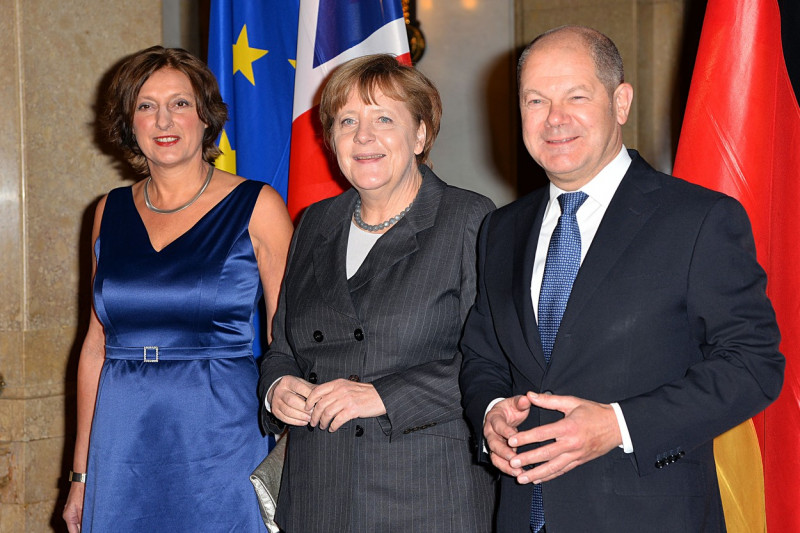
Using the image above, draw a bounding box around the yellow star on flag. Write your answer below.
[214,129,236,174]
[232,25,268,85]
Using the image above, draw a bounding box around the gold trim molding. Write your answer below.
[402,0,426,63]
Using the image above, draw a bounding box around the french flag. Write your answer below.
[287,0,411,220]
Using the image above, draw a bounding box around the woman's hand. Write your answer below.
[305,379,387,432]
[63,482,85,533]
[269,376,315,426]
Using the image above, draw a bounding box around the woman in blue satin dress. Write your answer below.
[62,46,293,532]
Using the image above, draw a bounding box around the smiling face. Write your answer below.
[519,35,632,190]
[132,68,207,171]
[332,86,426,196]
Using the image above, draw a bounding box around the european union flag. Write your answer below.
[208,2,299,454]
[208,0,299,202]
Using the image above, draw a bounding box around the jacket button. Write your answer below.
[348,374,360,382]
[355,425,364,437]
[306,424,314,432]
[354,328,364,341]
[308,372,318,384]
[313,330,324,342]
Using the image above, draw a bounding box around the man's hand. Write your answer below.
[509,392,622,484]
[483,395,535,477]
[269,376,315,426]
[304,379,387,432]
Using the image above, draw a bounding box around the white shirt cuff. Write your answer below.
[484,397,505,423]
[264,377,283,412]
[611,402,634,453]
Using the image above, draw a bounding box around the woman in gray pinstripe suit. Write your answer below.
[258,55,496,532]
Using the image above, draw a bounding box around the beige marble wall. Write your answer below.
[0,1,160,531]
[516,0,697,174]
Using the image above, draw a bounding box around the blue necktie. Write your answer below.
[531,191,587,532]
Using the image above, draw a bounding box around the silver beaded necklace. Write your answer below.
[353,195,414,232]
[144,165,214,214]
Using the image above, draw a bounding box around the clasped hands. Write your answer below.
[484,392,622,484]
[269,375,386,432]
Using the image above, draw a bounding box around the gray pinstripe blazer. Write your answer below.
[259,166,496,533]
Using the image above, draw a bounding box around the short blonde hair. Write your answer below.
[319,54,442,165]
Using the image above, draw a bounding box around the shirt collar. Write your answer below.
[548,146,632,208]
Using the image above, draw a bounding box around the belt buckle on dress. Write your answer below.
[143,346,159,363]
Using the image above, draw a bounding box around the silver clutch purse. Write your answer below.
[250,432,287,533]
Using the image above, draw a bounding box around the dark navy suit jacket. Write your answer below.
[460,150,784,532]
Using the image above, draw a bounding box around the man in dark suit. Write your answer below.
[459,25,785,532]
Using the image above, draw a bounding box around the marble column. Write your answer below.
[0,2,160,531]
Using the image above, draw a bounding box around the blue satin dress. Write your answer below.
[83,180,268,532]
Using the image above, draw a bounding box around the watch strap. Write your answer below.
[68,470,87,483]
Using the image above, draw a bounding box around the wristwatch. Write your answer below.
[68,470,87,483]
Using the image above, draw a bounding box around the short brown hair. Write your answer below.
[518,26,624,97]
[319,54,442,165]
[101,46,228,174]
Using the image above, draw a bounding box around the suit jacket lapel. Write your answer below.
[511,190,549,370]
[557,153,660,342]
[313,189,360,319]
[347,165,443,293]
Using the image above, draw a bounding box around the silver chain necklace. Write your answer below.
[144,165,214,214]
[353,195,414,232]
